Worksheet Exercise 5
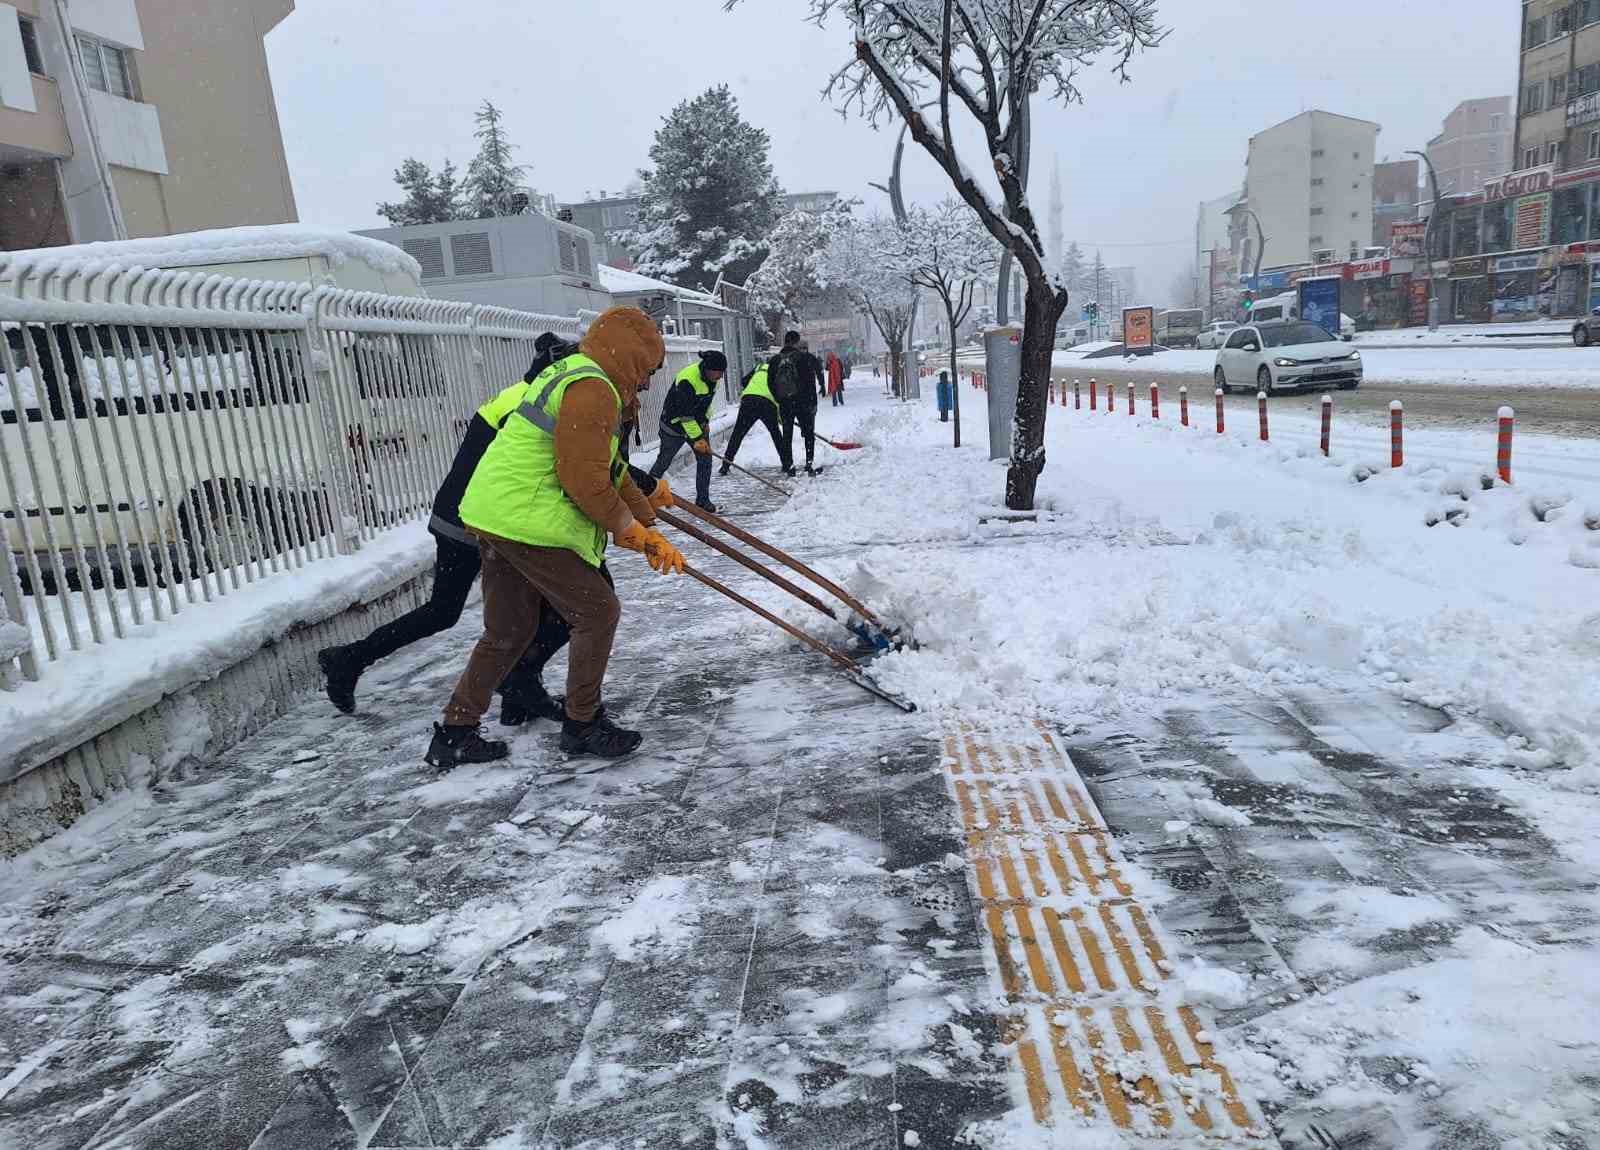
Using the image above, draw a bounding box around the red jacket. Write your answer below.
[826,354,843,395]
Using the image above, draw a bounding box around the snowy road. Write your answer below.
[2,385,1597,1149]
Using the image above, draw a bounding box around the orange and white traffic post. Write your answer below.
[1089,377,1098,410]
[1257,391,1269,441]
[1150,382,1160,419]
[1126,382,1135,416]
[1497,405,1515,483]
[1390,400,1404,467]
[1214,387,1225,434]
[1320,394,1332,456]
[1179,386,1189,427]
[1074,378,1081,409]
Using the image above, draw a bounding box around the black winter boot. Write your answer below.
[424,723,510,770]
[717,462,731,477]
[317,645,363,714]
[499,679,566,727]
[559,708,642,759]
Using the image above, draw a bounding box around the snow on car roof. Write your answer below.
[1,225,421,281]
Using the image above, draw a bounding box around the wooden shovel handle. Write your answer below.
[682,562,860,673]
[657,508,837,621]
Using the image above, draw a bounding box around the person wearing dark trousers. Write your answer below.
[769,333,824,475]
[317,332,675,727]
[719,360,790,474]
[648,349,725,510]
[826,350,844,406]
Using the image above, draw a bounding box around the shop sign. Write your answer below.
[1449,257,1486,278]
[1493,253,1542,274]
[1122,306,1154,351]
[1348,257,1391,281]
[1408,279,1430,325]
[1389,221,1427,258]
[1484,166,1553,201]
[1569,91,1600,129]
[1513,194,1551,250]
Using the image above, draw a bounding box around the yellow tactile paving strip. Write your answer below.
[942,721,1273,1144]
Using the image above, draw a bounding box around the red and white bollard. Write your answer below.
[1150,382,1160,420]
[1257,390,1269,441]
[1390,400,1404,468]
[1320,394,1332,456]
[1126,382,1135,416]
[1214,387,1225,434]
[1179,386,1189,427]
[1497,405,1515,483]
[1089,378,1098,411]
[1074,378,1081,409]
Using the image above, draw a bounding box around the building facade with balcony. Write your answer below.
[0,0,298,250]
[1427,96,1512,201]
[1372,158,1419,248]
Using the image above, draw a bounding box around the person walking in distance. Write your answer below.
[826,349,844,406]
[319,333,673,727]
[719,357,791,475]
[426,307,686,768]
[770,331,824,476]
[648,349,726,511]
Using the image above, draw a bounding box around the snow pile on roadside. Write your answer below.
[772,389,1600,789]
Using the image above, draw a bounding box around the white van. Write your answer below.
[1,227,440,591]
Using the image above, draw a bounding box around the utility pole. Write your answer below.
[1406,149,1442,330]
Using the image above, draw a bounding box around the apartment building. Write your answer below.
[1427,96,1511,198]
[1242,110,1380,269]
[0,0,297,250]
[1372,158,1419,247]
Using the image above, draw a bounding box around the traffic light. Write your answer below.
[1241,295,1254,314]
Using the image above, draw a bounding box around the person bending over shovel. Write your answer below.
[427,307,686,769]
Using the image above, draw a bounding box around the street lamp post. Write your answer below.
[1406,149,1442,331]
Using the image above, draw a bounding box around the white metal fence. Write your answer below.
[0,254,717,687]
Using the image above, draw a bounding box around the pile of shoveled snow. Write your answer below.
[761,390,1600,791]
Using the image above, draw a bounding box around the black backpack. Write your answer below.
[771,350,801,400]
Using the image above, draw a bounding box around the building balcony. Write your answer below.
[0,74,71,160]
[87,88,167,174]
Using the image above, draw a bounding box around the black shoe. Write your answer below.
[559,708,642,759]
[499,680,566,727]
[717,463,731,477]
[424,722,509,770]
[783,467,797,478]
[317,646,362,714]
[696,499,718,513]
[804,464,817,476]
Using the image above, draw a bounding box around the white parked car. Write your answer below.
[1195,321,1239,349]
[1212,320,1362,394]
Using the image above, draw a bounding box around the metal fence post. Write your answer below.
[301,286,360,554]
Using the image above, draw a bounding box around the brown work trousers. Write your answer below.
[443,531,620,726]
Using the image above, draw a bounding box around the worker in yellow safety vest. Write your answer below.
[647,349,726,511]
[719,359,792,475]
[426,307,685,768]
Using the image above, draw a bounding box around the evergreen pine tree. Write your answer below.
[434,160,463,222]
[1059,241,1086,296]
[624,85,782,292]
[377,158,459,226]
[463,100,530,218]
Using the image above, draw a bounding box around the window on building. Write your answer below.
[1351,212,1360,220]
[1309,234,1324,245]
[1585,0,1600,26]
[1552,74,1568,106]
[1491,112,1505,130]
[1547,140,1564,165]
[1526,15,1549,48]
[1484,200,1514,251]
[1452,206,1481,257]
[1591,131,1600,162]
[1555,184,1589,242]
[1310,177,1324,186]
[1310,206,1324,216]
[75,34,135,100]
[1524,83,1545,115]
[18,16,45,75]
[1555,4,1575,35]
[1310,148,1325,158]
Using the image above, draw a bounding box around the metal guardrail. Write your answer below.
[0,256,718,687]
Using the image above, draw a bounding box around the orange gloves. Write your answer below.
[614,522,684,575]
[692,438,712,456]
[648,476,675,512]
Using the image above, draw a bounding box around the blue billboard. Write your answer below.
[1298,277,1342,336]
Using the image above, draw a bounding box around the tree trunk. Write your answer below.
[946,300,961,448]
[1004,277,1067,510]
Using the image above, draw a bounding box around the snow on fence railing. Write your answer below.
[0,255,718,686]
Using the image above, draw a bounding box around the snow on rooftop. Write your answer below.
[598,264,720,305]
[1,225,422,282]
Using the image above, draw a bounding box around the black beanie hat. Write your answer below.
[700,350,728,372]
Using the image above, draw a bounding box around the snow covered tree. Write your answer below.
[463,100,531,218]
[1169,263,1201,309]
[377,158,462,226]
[825,213,918,388]
[898,198,998,447]
[746,198,857,340]
[1059,241,1086,298]
[724,0,1163,508]
[624,85,783,293]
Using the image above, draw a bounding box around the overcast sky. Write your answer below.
[266,1,1519,303]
